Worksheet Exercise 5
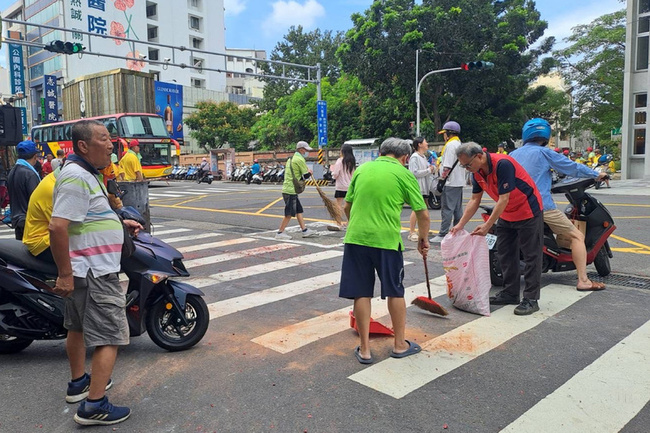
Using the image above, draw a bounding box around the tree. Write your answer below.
[336,0,554,144]
[183,101,257,151]
[555,9,625,143]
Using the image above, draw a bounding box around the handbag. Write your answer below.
[288,157,306,194]
[436,159,459,193]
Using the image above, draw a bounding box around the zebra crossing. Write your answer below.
[147,184,280,200]
[0,223,15,239]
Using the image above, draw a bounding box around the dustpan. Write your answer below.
[349,311,394,335]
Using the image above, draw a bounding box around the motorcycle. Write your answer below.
[0,207,210,354]
[185,165,198,181]
[275,165,285,183]
[174,165,188,180]
[593,154,613,189]
[197,170,214,185]
[482,177,615,286]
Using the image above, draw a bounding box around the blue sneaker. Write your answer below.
[74,396,131,426]
[66,373,113,403]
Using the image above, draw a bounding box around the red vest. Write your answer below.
[473,153,542,222]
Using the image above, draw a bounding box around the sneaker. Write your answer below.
[74,396,130,426]
[407,232,418,242]
[514,298,540,316]
[66,373,114,404]
[429,235,445,244]
[489,290,520,305]
[302,228,318,238]
[275,232,291,240]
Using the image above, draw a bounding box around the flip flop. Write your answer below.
[354,346,373,364]
[576,281,606,291]
[390,340,422,359]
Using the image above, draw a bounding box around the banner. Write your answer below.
[43,75,58,123]
[154,81,184,145]
[8,42,25,97]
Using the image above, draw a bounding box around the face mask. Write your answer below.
[304,152,310,158]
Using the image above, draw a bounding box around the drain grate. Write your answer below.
[588,272,650,290]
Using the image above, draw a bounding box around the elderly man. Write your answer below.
[7,140,41,240]
[118,139,143,181]
[51,149,66,171]
[450,142,544,316]
[340,138,430,363]
[49,119,141,426]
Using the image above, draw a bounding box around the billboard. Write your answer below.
[154,80,184,144]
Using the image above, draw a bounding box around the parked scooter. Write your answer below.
[482,177,615,286]
[0,207,210,354]
[185,165,198,181]
[174,165,188,180]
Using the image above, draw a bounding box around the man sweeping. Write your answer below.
[339,138,430,364]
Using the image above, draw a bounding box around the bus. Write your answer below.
[31,113,180,179]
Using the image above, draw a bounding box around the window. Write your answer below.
[189,16,201,30]
[148,48,159,61]
[191,78,204,88]
[189,0,201,8]
[641,16,650,34]
[192,37,203,49]
[634,129,646,155]
[633,92,648,155]
[637,36,649,70]
[147,26,158,41]
[636,93,648,108]
[146,3,157,18]
[193,57,204,73]
[641,0,650,14]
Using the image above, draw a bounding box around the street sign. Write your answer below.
[317,100,328,147]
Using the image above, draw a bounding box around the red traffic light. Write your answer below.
[461,61,494,71]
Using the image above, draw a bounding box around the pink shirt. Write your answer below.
[331,157,354,191]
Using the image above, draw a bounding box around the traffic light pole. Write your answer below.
[415,67,461,137]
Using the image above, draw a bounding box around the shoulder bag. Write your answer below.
[288,157,306,194]
[436,159,459,193]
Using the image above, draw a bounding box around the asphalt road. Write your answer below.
[1,179,649,432]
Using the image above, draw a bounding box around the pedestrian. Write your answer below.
[408,137,436,242]
[198,157,210,179]
[511,118,608,291]
[497,142,508,155]
[22,167,59,264]
[118,139,143,181]
[7,140,41,240]
[276,141,316,239]
[51,149,65,171]
[42,154,54,175]
[430,121,464,244]
[449,142,544,316]
[49,119,141,426]
[330,143,356,228]
[340,138,429,363]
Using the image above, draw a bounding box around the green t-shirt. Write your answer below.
[282,152,309,195]
[344,156,426,251]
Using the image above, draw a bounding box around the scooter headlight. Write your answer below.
[144,273,169,284]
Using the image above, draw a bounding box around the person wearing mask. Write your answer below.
[408,137,436,242]
[118,139,143,181]
[330,143,356,229]
[7,140,41,240]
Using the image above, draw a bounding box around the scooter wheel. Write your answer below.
[207,179,212,184]
[427,193,441,210]
[489,249,504,287]
[594,244,611,276]
[145,294,210,352]
[0,334,34,354]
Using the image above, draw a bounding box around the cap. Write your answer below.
[482,147,488,152]
[586,147,593,151]
[128,139,140,148]
[296,141,313,151]
[563,149,569,155]
[498,142,505,148]
[16,140,38,157]
[254,159,258,162]
[438,121,461,135]
[202,157,207,161]
[554,147,560,152]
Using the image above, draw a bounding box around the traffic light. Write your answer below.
[461,61,495,71]
[44,40,85,55]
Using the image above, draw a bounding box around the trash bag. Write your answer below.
[441,230,491,316]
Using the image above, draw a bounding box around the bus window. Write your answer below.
[119,115,167,137]
[64,124,72,141]
[54,125,65,141]
[32,129,41,143]
[103,118,118,137]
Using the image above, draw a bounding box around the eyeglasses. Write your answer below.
[460,154,477,169]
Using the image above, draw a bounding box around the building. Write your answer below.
[1,0,31,125]
[225,48,266,99]
[15,0,226,125]
[622,0,650,179]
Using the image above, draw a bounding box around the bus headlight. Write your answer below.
[163,167,172,175]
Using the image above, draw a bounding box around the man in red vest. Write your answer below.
[449,142,543,316]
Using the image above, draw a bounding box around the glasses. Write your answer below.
[460,154,477,169]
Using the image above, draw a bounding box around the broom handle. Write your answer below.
[423,256,432,300]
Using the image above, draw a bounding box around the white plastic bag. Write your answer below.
[441,230,491,316]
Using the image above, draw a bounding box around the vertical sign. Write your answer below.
[8,42,25,97]
[317,100,328,147]
[19,108,28,135]
[154,80,184,145]
[43,75,58,123]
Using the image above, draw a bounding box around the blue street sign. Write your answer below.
[19,107,27,135]
[43,75,58,123]
[317,100,328,147]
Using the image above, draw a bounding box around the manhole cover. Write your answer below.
[588,272,650,290]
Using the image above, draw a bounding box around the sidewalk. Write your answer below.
[589,179,650,196]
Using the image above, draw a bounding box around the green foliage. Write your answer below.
[183,101,257,151]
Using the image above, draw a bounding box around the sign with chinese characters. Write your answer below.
[317,100,328,147]
[19,107,28,135]
[43,75,58,123]
[154,81,184,144]
[7,42,25,96]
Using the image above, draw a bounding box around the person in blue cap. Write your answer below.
[7,140,41,240]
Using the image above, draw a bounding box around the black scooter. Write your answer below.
[483,177,615,286]
[0,208,210,354]
[197,170,214,184]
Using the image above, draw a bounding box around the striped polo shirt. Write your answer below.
[52,163,124,278]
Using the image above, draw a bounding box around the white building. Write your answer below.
[622,0,650,179]
[225,48,266,99]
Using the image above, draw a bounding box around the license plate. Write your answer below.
[486,233,497,250]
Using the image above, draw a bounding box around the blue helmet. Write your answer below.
[522,118,551,144]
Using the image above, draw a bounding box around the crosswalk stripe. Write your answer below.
[500,318,650,433]
[183,243,297,268]
[176,237,255,253]
[348,284,591,399]
[0,233,16,239]
[208,271,341,320]
[251,275,444,354]
[164,191,209,195]
[157,233,222,243]
[150,228,192,236]
[148,193,185,198]
[186,250,344,288]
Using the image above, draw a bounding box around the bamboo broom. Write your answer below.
[314,183,343,226]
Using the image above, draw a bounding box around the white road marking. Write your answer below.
[500,318,650,433]
[149,228,192,236]
[148,193,185,198]
[157,233,223,243]
[176,237,255,253]
[348,284,591,399]
[253,235,343,249]
[183,243,297,268]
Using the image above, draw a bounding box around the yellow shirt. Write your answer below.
[608,161,616,172]
[120,150,143,181]
[23,171,57,256]
[496,149,508,155]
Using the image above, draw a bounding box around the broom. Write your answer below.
[412,254,449,316]
[314,183,343,226]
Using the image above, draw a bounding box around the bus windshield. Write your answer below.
[119,115,168,137]
[140,143,171,166]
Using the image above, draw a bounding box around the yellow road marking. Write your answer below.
[611,248,650,255]
[172,195,209,207]
[610,234,650,251]
[256,197,283,214]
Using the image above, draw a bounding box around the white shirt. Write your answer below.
[441,137,465,187]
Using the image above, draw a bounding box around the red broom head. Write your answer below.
[412,296,449,316]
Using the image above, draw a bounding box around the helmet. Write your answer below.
[522,118,551,144]
[202,157,207,162]
[563,149,569,155]
[438,121,461,134]
[586,147,593,152]
[254,159,258,163]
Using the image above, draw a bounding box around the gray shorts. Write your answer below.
[64,272,130,348]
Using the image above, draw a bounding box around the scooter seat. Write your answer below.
[0,239,58,276]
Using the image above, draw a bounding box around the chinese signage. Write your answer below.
[8,42,25,96]
[154,81,184,144]
[43,75,58,123]
[317,100,328,147]
[19,108,28,135]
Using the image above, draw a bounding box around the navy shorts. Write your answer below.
[339,243,405,300]
[282,193,303,217]
[334,190,347,199]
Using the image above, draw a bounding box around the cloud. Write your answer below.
[262,0,326,35]
[224,0,246,16]
[543,0,623,48]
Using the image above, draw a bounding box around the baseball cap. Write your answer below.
[296,141,313,151]
[438,121,461,134]
[128,139,140,148]
[16,140,38,157]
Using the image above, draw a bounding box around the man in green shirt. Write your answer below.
[276,141,316,239]
[340,137,430,364]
